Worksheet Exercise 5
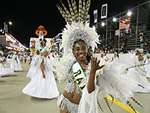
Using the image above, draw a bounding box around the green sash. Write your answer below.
[72,62,87,93]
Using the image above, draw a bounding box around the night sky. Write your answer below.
[0,0,148,47]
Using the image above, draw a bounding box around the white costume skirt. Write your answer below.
[128,68,150,93]
[22,65,59,99]
[11,59,23,71]
[26,60,36,79]
[144,64,150,78]
[0,64,14,77]
[57,94,78,113]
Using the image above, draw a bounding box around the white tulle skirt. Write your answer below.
[144,64,150,78]
[128,68,150,93]
[11,59,23,71]
[26,60,36,79]
[22,65,59,99]
[0,63,14,77]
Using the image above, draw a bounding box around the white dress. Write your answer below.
[26,55,41,79]
[22,56,59,99]
[144,59,150,78]
[0,57,14,77]
[128,55,150,93]
[11,55,23,71]
[7,54,13,64]
[49,53,59,67]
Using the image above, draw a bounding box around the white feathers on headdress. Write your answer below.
[61,22,99,52]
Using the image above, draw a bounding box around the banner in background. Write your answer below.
[101,4,108,19]
[93,10,98,23]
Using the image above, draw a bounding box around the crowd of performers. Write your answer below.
[1,0,150,112]
[1,45,150,112]
[0,50,23,77]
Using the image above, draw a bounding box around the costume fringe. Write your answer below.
[131,97,143,108]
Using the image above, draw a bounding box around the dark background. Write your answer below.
[0,0,148,47]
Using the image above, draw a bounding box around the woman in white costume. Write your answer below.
[7,51,13,64]
[144,54,150,78]
[22,48,59,99]
[20,53,24,63]
[56,0,140,113]
[0,51,14,77]
[23,53,27,63]
[111,52,119,62]
[11,52,23,71]
[26,50,41,79]
[125,49,150,93]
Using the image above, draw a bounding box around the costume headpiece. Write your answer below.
[135,48,143,54]
[57,0,99,52]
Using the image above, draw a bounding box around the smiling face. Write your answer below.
[73,41,88,62]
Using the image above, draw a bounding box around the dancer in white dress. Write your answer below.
[7,51,13,64]
[144,54,150,78]
[11,52,23,71]
[0,51,14,77]
[111,52,119,62]
[22,48,59,99]
[127,49,150,93]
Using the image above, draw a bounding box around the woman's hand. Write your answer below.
[43,74,46,79]
[91,56,105,72]
[87,57,105,93]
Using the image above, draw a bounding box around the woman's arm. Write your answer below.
[40,60,45,78]
[15,58,18,63]
[87,57,104,93]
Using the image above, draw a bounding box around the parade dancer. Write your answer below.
[23,52,27,63]
[20,53,24,63]
[0,51,14,77]
[111,52,119,62]
[122,49,150,93]
[7,51,13,64]
[56,0,141,113]
[22,47,59,99]
[11,52,23,71]
[144,54,150,78]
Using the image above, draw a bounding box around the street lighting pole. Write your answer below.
[8,21,12,34]
[106,18,108,44]
[135,4,139,48]
[118,13,121,56]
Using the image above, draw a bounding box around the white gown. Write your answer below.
[26,55,40,79]
[7,54,13,64]
[0,57,14,77]
[11,55,23,71]
[124,55,150,93]
[144,59,150,78]
[22,56,59,99]
[49,54,59,67]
